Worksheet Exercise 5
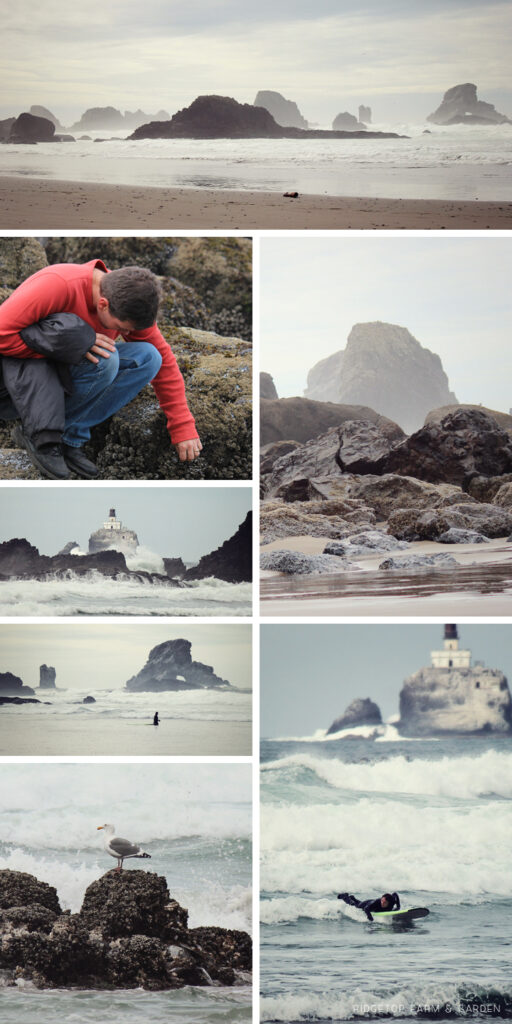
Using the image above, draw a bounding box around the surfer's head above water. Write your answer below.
[380,893,394,908]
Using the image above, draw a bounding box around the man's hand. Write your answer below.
[175,438,203,462]
[85,334,118,363]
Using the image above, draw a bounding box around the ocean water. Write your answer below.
[260,735,512,1022]
[0,572,252,616]
[0,123,511,200]
[0,763,252,1023]
[0,686,252,755]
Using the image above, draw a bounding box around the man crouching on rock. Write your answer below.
[0,259,202,479]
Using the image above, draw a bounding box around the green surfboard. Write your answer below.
[372,907,429,924]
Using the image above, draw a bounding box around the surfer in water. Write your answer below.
[153,712,159,726]
[337,891,400,921]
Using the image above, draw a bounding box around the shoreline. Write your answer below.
[1,175,511,229]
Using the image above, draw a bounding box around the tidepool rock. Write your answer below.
[437,528,490,544]
[348,475,463,519]
[323,530,409,557]
[0,237,48,289]
[327,698,382,734]
[260,498,375,544]
[398,666,512,735]
[125,638,230,692]
[379,553,458,570]
[387,502,512,541]
[260,549,350,575]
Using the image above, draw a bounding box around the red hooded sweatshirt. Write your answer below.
[0,259,198,444]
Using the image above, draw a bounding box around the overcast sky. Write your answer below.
[261,623,512,737]
[0,622,251,691]
[261,236,512,413]
[2,1,510,124]
[0,486,251,561]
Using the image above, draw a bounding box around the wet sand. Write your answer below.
[1,175,511,229]
[0,713,251,757]
[260,536,512,617]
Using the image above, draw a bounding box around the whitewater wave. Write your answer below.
[261,983,512,1021]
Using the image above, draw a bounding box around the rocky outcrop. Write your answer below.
[323,530,409,557]
[359,105,371,123]
[379,552,457,570]
[327,697,382,734]
[163,557,186,579]
[260,549,349,575]
[0,869,251,990]
[0,237,48,290]
[398,667,512,735]
[125,638,231,692]
[305,322,457,434]
[129,95,404,140]
[261,372,278,400]
[425,404,512,436]
[184,512,252,583]
[387,502,512,541]
[29,105,63,129]
[6,112,56,143]
[261,498,376,543]
[70,107,170,131]
[0,117,16,141]
[39,665,56,690]
[427,84,511,126]
[89,525,139,554]
[332,111,364,131]
[0,538,175,585]
[254,91,308,128]
[0,671,35,697]
[261,396,404,448]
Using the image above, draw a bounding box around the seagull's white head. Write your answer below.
[97,824,115,834]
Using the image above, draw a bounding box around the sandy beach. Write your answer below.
[1,175,511,229]
[260,535,512,616]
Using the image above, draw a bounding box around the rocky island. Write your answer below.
[0,868,251,990]
[327,698,382,735]
[254,91,308,128]
[427,84,511,126]
[125,638,231,692]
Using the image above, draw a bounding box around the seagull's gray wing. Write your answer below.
[109,836,141,857]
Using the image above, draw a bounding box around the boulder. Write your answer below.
[425,404,512,436]
[184,511,252,583]
[437,528,490,544]
[349,474,463,519]
[260,549,349,574]
[323,529,409,557]
[7,112,56,143]
[327,697,382,734]
[80,871,174,939]
[261,440,301,476]
[125,638,230,692]
[261,395,404,447]
[83,696,96,703]
[39,664,56,689]
[427,84,511,126]
[260,372,278,400]
[0,869,61,914]
[254,91,308,129]
[0,670,35,697]
[0,237,48,288]
[260,498,375,544]
[493,482,512,509]
[163,557,186,579]
[466,473,512,504]
[337,420,394,472]
[398,666,512,735]
[387,502,512,541]
[332,111,363,131]
[305,322,457,434]
[379,553,458,570]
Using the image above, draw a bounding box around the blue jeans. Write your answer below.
[63,341,162,447]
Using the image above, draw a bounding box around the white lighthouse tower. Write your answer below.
[103,508,122,532]
[430,624,472,669]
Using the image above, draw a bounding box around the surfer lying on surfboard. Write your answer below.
[337,891,400,921]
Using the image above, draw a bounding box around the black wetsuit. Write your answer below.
[338,892,400,922]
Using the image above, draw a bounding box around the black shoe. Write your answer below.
[13,424,71,480]
[62,444,99,479]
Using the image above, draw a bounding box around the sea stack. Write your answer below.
[125,638,231,692]
[89,508,139,554]
[327,698,382,735]
[398,625,512,736]
[39,665,56,690]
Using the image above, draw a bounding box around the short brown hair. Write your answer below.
[100,267,162,328]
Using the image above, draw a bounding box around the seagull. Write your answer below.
[97,823,151,873]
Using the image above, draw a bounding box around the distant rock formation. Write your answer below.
[129,95,404,140]
[0,671,35,697]
[399,665,512,735]
[254,91,308,128]
[260,395,404,447]
[327,697,382,734]
[332,111,364,131]
[184,511,252,583]
[0,868,251,989]
[6,112,55,144]
[427,84,511,125]
[359,105,371,123]
[260,372,278,400]
[0,538,174,585]
[89,508,139,554]
[125,638,231,692]
[29,105,63,129]
[163,557,187,579]
[0,117,16,141]
[305,322,458,434]
[70,106,170,131]
[39,665,56,690]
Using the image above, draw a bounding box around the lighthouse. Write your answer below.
[88,508,139,554]
[430,624,472,669]
[103,508,122,532]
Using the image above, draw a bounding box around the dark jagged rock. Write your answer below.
[323,530,409,557]
[0,696,42,705]
[327,698,382,734]
[260,549,348,575]
[261,396,404,448]
[261,440,301,476]
[387,502,512,541]
[305,322,457,434]
[83,695,96,703]
[375,409,512,485]
[0,670,35,697]
[58,541,80,556]
[425,404,512,436]
[184,511,252,583]
[39,664,56,690]
[125,638,230,692]
[0,538,178,586]
[337,420,394,472]
[398,667,512,735]
[0,869,251,990]
[254,90,308,128]
[260,497,375,543]
[261,372,278,400]
[129,95,404,140]
[427,84,511,126]
[163,557,186,579]
[332,111,364,131]
[7,112,56,143]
